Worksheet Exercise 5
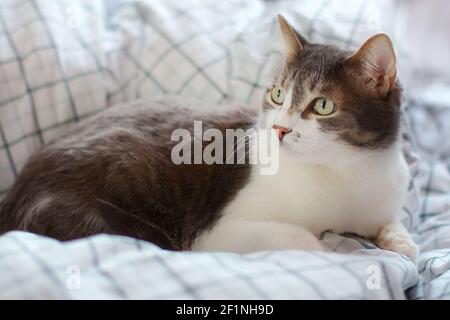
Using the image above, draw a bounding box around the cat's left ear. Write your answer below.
[277,14,307,64]
[346,33,397,97]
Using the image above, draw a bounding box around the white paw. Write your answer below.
[376,224,418,261]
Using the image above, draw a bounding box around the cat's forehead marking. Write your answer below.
[287,76,323,114]
[281,84,294,113]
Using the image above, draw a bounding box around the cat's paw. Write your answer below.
[376,224,418,261]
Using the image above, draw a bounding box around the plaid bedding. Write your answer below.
[0,0,449,299]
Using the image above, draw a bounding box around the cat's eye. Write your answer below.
[271,86,285,105]
[313,98,336,116]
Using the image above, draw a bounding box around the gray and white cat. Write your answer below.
[0,15,417,260]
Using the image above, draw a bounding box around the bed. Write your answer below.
[0,0,449,299]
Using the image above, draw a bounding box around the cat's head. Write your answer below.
[263,15,402,166]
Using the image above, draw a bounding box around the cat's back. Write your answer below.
[0,97,258,249]
[55,97,256,145]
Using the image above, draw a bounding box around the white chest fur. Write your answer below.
[217,144,409,238]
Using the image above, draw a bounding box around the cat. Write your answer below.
[0,15,417,260]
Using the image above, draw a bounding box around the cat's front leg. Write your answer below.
[375,222,418,261]
[192,219,323,254]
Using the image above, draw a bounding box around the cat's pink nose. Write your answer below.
[273,125,292,141]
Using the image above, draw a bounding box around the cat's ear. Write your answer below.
[277,14,306,64]
[346,33,397,97]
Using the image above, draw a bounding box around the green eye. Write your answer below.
[314,98,336,115]
[271,86,285,105]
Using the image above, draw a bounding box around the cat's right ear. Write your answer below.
[277,14,306,64]
[345,33,397,97]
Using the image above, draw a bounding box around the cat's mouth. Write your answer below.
[278,143,301,161]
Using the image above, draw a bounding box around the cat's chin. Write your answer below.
[279,144,324,166]
[279,144,306,161]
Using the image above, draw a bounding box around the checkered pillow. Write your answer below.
[0,0,108,194]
